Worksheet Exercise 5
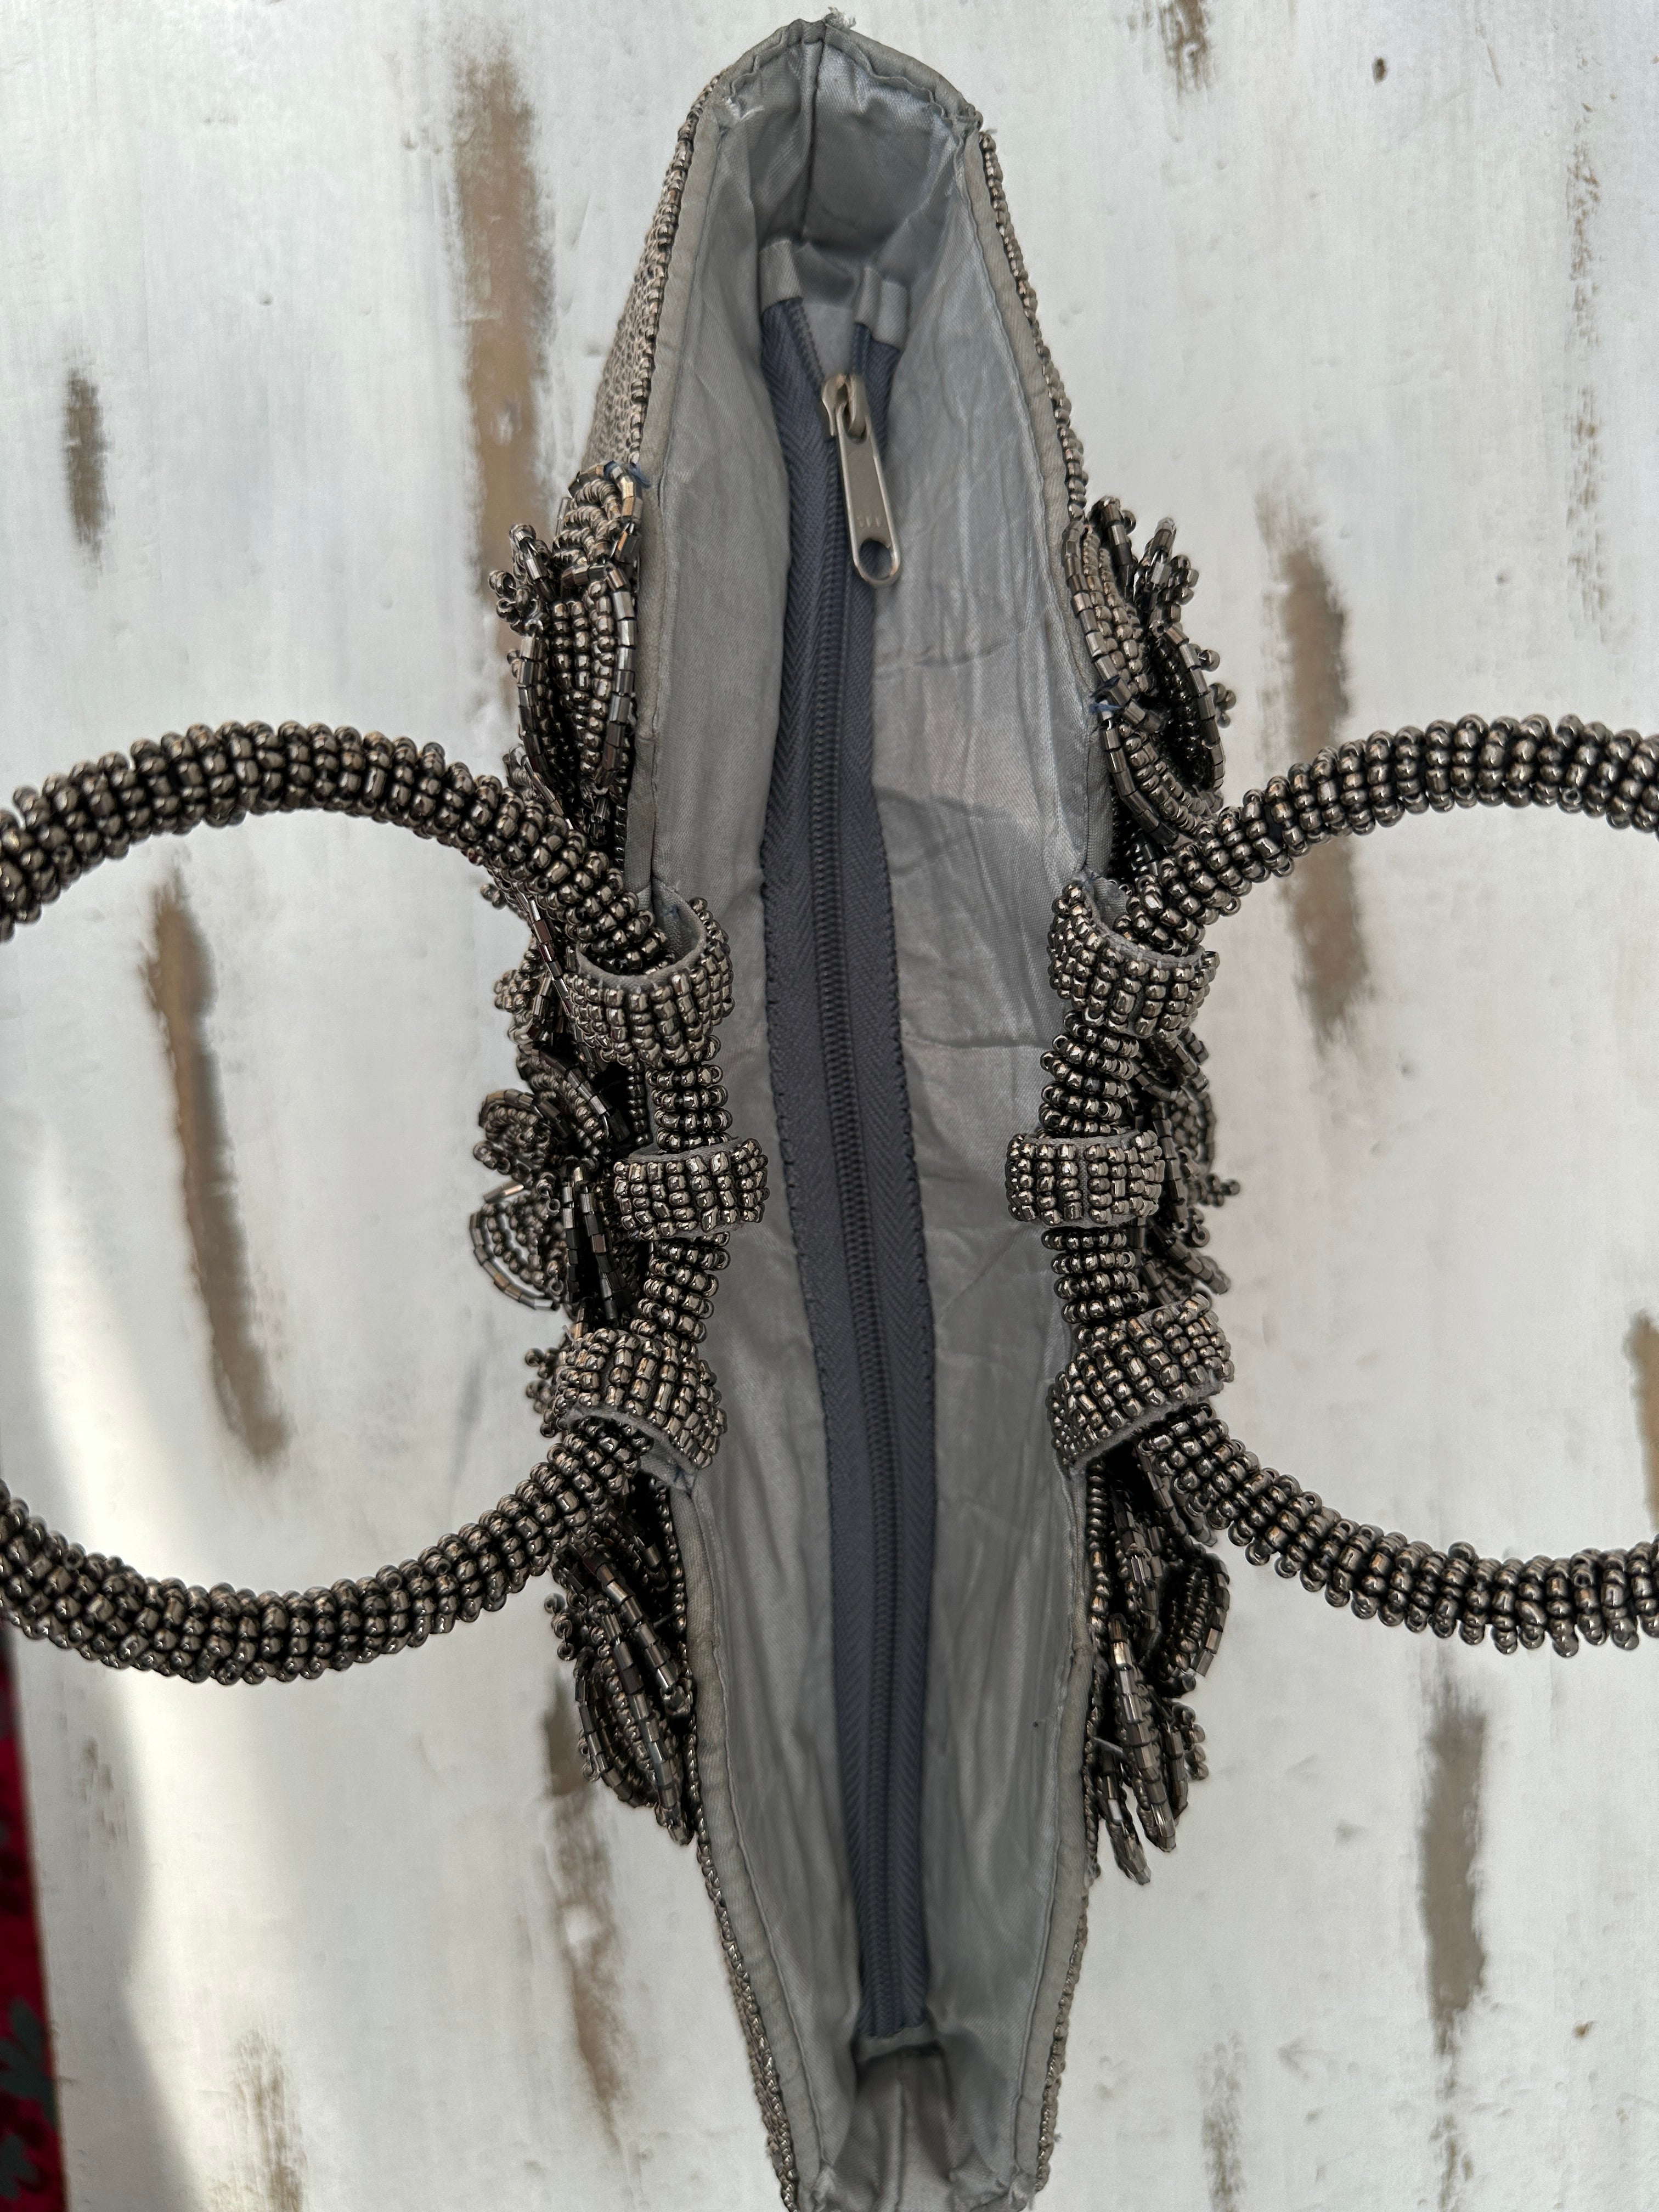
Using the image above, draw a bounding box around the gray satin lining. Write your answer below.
[629,19,1101,2207]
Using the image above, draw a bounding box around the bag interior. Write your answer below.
[612,21,1107,2206]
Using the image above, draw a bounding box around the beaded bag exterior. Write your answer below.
[2,21,1655,2210]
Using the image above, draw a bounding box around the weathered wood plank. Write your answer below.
[2,4,1656,2205]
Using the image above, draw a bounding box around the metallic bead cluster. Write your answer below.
[1118,714,1659,957]
[559,898,734,1070]
[1010,812,1239,1888]
[537,1429,697,1837]
[1005,1127,1164,1226]
[977,132,1087,521]
[472,457,776,1838]
[1037,1021,1141,1139]
[470,1174,566,1310]
[1067,498,1235,857]
[1079,1446,1228,1887]
[647,1060,736,1149]
[0,1417,641,1677]
[491,466,644,871]
[1027,495,1659,1701]
[1051,1296,1234,1467]
[536,1324,724,1473]
[0,452,773,1867]
[1082,696,1659,1668]
[582,91,711,473]
[1047,879,1217,1039]
[487,407,792,2174]
[1007,500,1252,1889]
[611,1139,768,1239]
[1137,1408,1659,1659]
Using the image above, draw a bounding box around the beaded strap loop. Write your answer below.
[541,1323,724,1472]
[1005,1128,1165,1226]
[1048,879,1217,1038]
[0,719,754,1756]
[1117,715,1659,955]
[611,1139,768,1239]
[559,895,733,1070]
[1050,1295,1234,1466]
[1114,713,1659,1655]
[1013,662,1659,1897]
[0,720,674,968]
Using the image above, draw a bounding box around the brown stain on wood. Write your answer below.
[451,50,553,609]
[144,876,289,1462]
[1626,1312,1659,1526]
[226,2035,306,2212]
[1566,127,1606,630]
[1259,503,1369,1042]
[1200,2041,1243,2211]
[1421,1681,1487,2053]
[1153,0,1212,94]
[542,1673,629,2141]
[77,1736,128,1846]
[63,370,109,557]
[1420,1675,1487,2210]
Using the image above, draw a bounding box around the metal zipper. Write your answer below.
[820,372,902,587]
[805,371,909,2033]
[761,301,935,2044]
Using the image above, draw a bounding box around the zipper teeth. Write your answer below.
[803,449,907,2030]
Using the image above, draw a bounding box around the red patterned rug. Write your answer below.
[0,1635,64,2209]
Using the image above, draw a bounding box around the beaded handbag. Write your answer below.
[2,21,1652,2209]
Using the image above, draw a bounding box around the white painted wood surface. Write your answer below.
[3,5,1658,2206]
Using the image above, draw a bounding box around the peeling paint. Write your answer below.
[1287,841,1367,1046]
[1566,125,1606,633]
[1151,1,1212,95]
[1200,2041,1243,2212]
[222,2034,306,2212]
[449,1349,486,1492]
[542,1673,629,2141]
[144,875,289,1463]
[451,49,553,611]
[77,1737,127,1847]
[1421,1680,1487,2052]
[1420,1674,1487,2211]
[62,369,108,557]
[1625,1312,1659,1525]
[1259,502,1369,1041]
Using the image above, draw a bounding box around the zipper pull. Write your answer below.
[820,372,901,588]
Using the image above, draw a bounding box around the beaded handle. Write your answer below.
[0,720,687,1692]
[1127,714,1659,1656]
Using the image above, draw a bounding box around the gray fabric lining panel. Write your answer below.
[871,176,1090,2182]
[957,136,1112,879]
[760,235,806,309]
[627,20,1100,2205]
[1008,1483,1095,2187]
[945,131,1099,2171]
[856,266,911,349]
[673,1491,827,2177]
